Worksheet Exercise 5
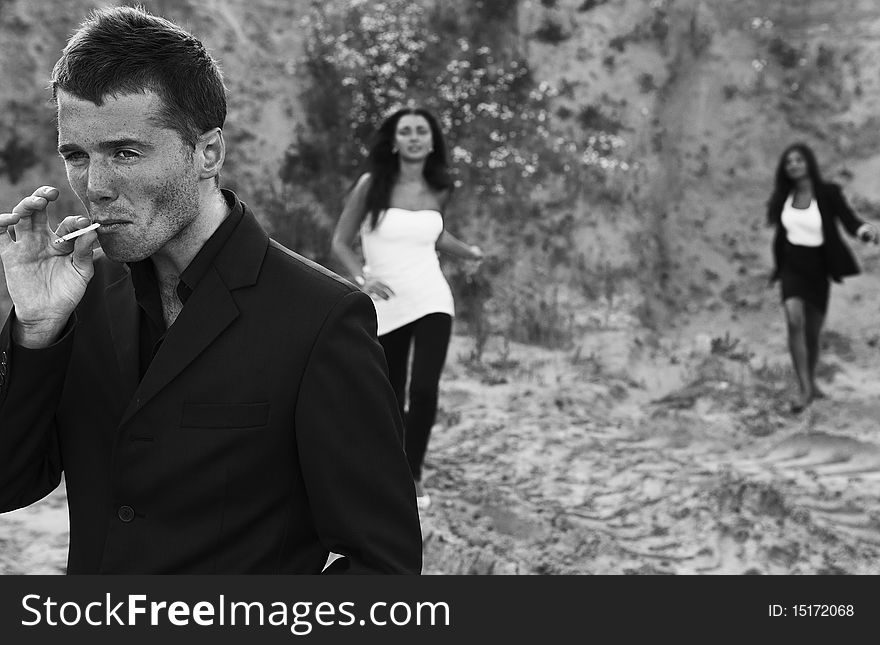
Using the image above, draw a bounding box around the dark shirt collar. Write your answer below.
[129,189,244,308]
[177,190,243,304]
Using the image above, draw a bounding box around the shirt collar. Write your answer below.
[177,190,243,304]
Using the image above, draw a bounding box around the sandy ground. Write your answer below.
[2,300,879,575]
[418,310,880,575]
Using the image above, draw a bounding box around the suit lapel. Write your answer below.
[119,265,239,427]
[104,270,139,408]
[114,193,268,427]
[815,186,836,236]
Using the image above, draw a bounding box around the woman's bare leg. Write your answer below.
[804,302,826,399]
[784,297,812,410]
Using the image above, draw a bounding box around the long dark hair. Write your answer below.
[766,142,824,226]
[360,107,453,229]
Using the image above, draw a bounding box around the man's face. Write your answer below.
[57,89,201,263]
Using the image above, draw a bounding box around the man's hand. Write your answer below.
[0,186,98,348]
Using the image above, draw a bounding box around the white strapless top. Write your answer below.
[360,207,454,335]
[781,194,824,247]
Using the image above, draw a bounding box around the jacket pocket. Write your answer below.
[180,402,270,429]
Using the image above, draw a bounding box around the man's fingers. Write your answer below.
[49,216,91,254]
[10,187,59,216]
[0,212,20,247]
[70,230,98,279]
[34,186,60,201]
[72,230,98,258]
[11,186,59,232]
[53,215,91,240]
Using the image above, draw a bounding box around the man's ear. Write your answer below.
[197,127,225,180]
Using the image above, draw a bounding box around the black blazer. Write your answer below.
[0,194,422,574]
[769,182,865,283]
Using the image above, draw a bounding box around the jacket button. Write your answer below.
[117,505,135,522]
[0,363,7,376]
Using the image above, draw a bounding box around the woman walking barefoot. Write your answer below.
[767,143,878,412]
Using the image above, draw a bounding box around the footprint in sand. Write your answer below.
[756,432,880,470]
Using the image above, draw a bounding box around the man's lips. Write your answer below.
[94,220,130,231]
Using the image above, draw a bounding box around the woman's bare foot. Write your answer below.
[414,481,431,510]
[790,393,811,414]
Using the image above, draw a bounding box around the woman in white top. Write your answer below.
[331,107,483,509]
[766,143,878,412]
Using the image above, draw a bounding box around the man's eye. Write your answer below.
[115,149,140,159]
[62,151,87,162]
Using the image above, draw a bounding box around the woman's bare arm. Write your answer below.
[330,174,395,299]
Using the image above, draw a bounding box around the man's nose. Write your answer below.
[86,159,118,203]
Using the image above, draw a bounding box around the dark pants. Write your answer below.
[379,313,453,481]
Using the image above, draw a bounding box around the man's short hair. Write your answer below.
[51,5,227,148]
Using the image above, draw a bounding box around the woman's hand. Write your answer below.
[857,223,879,244]
[362,277,395,300]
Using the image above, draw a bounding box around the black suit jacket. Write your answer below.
[769,182,865,283]
[0,195,422,574]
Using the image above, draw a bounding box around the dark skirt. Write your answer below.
[780,241,829,313]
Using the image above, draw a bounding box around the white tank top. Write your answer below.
[781,193,824,247]
[360,207,455,336]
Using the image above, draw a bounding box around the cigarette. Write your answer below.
[53,222,100,244]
